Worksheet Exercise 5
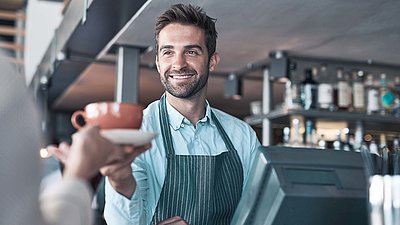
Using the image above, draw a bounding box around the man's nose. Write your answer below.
[172,54,187,70]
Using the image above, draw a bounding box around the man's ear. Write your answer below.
[209,52,220,72]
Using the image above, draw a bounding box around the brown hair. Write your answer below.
[155,4,218,59]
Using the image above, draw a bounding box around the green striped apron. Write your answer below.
[151,95,243,225]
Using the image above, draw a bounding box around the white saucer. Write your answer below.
[100,129,157,146]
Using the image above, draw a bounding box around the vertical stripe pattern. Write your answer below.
[151,96,243,225]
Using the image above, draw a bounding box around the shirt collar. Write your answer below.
[165,99,216,130]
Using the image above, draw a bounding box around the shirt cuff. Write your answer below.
[104,177,142,223]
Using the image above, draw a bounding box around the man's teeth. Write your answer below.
[171,75,192,79]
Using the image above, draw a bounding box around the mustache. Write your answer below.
[166,69,197,76]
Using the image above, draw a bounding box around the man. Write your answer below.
[0,56,150,225]
[104,4,261,225]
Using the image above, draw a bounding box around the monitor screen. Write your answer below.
[231,146,371,225]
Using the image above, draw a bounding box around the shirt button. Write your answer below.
[180,124,185,128]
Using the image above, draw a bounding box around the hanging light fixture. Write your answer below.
[224,73,242,100]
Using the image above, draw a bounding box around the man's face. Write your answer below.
[155,23,219,99]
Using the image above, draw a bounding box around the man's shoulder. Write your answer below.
[211,107,249,128]
[143,100,160,116]
[141,100,160,127]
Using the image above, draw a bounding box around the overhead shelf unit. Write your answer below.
[245,52,400,146]
[29,0,148,105]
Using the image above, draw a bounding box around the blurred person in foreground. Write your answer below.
[104,4,261,225]
[0,56,150,225]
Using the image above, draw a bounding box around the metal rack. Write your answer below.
[245,52,400,146]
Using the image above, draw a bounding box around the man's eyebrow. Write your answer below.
[159,45,173,51]
[184,45,203,51]
[159,44,203,51]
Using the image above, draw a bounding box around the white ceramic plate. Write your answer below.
[100,129,157,146]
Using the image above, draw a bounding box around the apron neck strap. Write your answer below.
[159,95,175,155]
[158,95,236,155]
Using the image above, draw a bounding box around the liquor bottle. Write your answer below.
[282,127,290,146]
[365,73,379,115]
[300,68,318,110]
[392,96,400,117]
[352,70,365,112]
[379,73,395,115]
[380,133,387,149]
[393,137,400,152]
[290,117,303,146]
[342,128,354,151]
[369,139,379,155]
[391,77,400,117]
[318,134,327,149]
[354,121,363,151]
[284,79,302,110]
[317,66,334,111]
[336,68,351,111]
[304,119,315,146]
[333,131,342,150]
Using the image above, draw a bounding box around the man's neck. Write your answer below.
[165,92,206,127]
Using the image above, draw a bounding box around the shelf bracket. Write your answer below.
[115,45,141,103]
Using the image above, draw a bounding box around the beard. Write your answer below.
[160,67,209,98]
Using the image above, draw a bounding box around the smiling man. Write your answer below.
[104,4,261,225]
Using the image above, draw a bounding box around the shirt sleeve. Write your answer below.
[104,156,149,225]
[242,124,262,190]
[39,178,94,225]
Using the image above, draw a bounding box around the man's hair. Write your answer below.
[155,4,218,59]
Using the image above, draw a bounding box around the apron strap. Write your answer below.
[159,95,175,155]
[158,95,237,154]
[210,111,236,152]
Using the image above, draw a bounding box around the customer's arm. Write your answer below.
[44,125,150,225]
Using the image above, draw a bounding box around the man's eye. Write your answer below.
[162,51,172,56]
[187,50,198,55]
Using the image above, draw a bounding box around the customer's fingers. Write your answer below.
[46,142,71,164]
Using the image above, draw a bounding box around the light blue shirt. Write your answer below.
[104,99,261,225]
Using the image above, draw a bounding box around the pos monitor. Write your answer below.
[231,146,369,225]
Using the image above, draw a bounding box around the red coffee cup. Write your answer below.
[71,102,144,130]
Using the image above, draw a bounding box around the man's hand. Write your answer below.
[100,144,150,198]
[156,216,189,225]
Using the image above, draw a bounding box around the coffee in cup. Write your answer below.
[71,102,144,130]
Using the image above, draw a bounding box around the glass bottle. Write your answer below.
[304,119,315,147]
[282,127,290,146]
[393,137,399,152]
[333,131,342,151]
[392,96,400,118]
[380,133,387,149]
[369,139,379,155]
[352,70,365,112]
[392,77,400,117]
[365,73,379,115]
[342,128,354,151]
[354,121,363,151]
[317,66,334,111]
[284,80,302,110]
[379,73,395,115]
[290,116,303,146]
[318,134,327,149]
[300,68,318,110]
[336,68,351,111]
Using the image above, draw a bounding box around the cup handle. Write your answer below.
[71,110,85,130]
